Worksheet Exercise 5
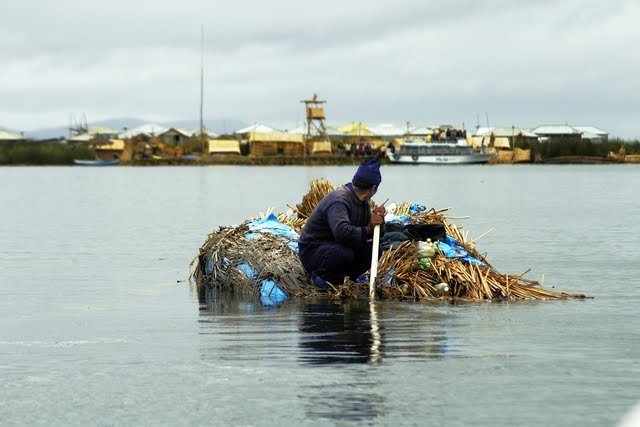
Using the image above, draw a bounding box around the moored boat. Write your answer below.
[387,138,493,164]
[73,159,119,166]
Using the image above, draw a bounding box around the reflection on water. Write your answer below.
[298,299,387,422]
[196,285,263,315]
[196,289,461,422]
[299,299,383,365]
[197,289,390,422]
[197,288,457,363]
[379,303,457,360]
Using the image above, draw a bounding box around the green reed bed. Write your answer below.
[0,141,95,165]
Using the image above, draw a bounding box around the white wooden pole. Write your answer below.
[369,297,381,363]
[369,225,380,299]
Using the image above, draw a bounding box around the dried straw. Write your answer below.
[192,178,587,302]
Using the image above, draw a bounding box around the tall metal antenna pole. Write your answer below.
[200,24,205,154]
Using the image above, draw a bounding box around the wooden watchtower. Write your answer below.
[300,93,329,140]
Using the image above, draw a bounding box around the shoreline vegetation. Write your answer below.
[1,138,639,166]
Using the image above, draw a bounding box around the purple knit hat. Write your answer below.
[353,157,382,186]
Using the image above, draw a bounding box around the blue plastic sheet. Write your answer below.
[244,213,299,252]
[259,279,289,306]
[358,269,395,288]
[204,258,213,275]
[409,203,428,214]
[384,268,395,286]
[438,236,483,265]
[235,263,258,280]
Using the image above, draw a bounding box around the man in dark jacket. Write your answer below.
[298,157,385,289]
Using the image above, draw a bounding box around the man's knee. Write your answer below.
[320,244,355,268]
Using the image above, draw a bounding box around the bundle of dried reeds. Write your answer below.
[295,178,335,218]
[192,178,587,302]
[374,241,584,301]
[190,222,318,298]
[292,178,585,301]
[276,212,305,233]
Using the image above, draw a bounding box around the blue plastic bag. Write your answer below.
[259,279,289,306]
[244,213,299,252]
[438,236,483,265]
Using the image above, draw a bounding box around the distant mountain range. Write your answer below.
[22,117,250,139]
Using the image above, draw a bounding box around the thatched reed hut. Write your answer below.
[209,139,241,155]
[248,132,304,156]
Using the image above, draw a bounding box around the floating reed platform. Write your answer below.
[191,179,587,303]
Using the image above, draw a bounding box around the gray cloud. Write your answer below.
[1,0,639,137]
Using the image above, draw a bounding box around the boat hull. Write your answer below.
[73,159,119,166]
[387,152,492,164]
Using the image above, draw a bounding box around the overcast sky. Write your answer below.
[1,0,639,137]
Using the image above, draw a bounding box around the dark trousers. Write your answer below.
[298,241,374,285]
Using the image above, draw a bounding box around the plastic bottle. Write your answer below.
[435,282,450,296]
[399,283,410,295]
[417,239,437,258]
[419,257,431,270]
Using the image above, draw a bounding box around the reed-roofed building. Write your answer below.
[119,124,168,139]
[369,123,407,139]
[159,128,192,145]
[248,132,304,156]
[337,122,374,137]
[88,135,125,160]
[574,126,609,143]
[68,126,119,143]
[531,125,608,143]
[469,135,510,150]
[209,139,241,155]
[530,125,583,143]
[308,140,332,155]
[234,123,278,136]
[471,126,538,149]
[469,127,534,163]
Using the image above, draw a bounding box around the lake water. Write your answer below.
[1,164,639,426]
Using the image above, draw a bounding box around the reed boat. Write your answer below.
[191,179,586,306]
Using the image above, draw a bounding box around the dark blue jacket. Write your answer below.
[299,183,371,249]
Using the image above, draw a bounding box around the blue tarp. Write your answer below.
[230,214,298,306]
[357,269,395,287]
[384,203,426,225]
[259,279,289,306]
[438,236,483,265]
[236,263,290,306]
[244,213,299,252]
[409,203,428,214]
[235,263,258,280]
[204,258,214,275]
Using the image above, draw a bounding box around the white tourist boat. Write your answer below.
[387,138,493,164]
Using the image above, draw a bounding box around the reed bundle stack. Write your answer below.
[190,224,319,299]
[192,179,586,302]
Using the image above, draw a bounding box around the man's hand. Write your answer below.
[371,211,384,226]
[366,209,385,234]
[372,206,386,217]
